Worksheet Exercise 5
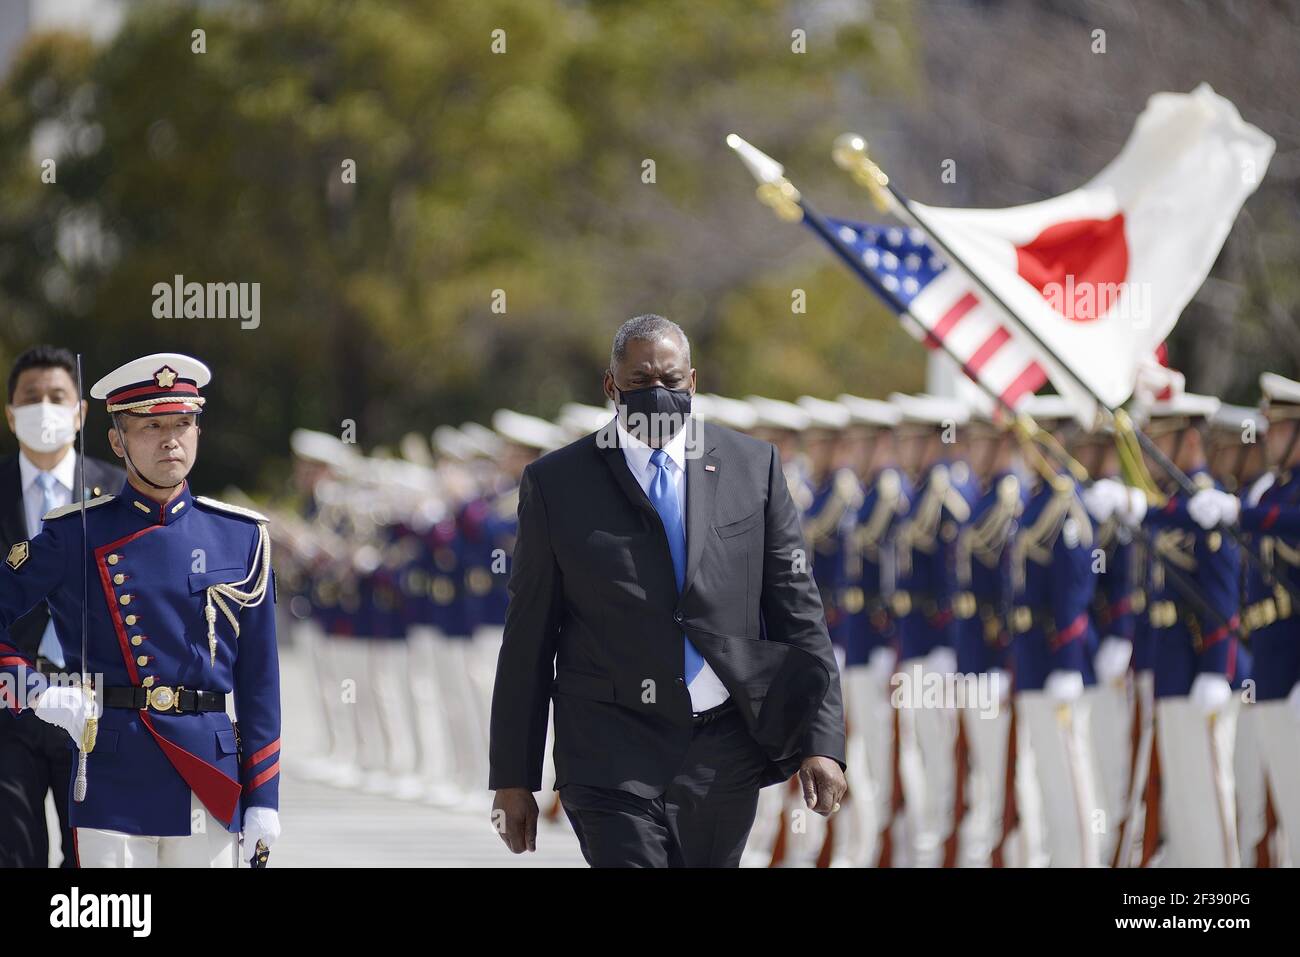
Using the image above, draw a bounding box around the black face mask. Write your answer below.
[615,384,692,447]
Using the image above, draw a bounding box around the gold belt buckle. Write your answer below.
[146,684,185,713]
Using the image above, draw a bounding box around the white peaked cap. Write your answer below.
[91,352,210,414]
[1261,372,1300,407]
[432,425,474,461]
[492,409,564,451]
[838,394,903,427]
[1143,391,1222,421]
[796,396,852,430]
[745,395,811,432]
[694,394,758,431]
[558,402,615,437]
[1019,393,1078,424]
[888,393,970,426]
[290,429,358,469]
[459,421,504,458]
[1211,403,1267,434]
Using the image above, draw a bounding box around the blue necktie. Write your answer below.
[647,449,705,684]
[34,472,66,668]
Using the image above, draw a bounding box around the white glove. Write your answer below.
[1044,669,1084,704]
[1094,636,1132,686]
[1217,491,1240,526]
[1188,488,1239,530]
[1118,487,1148,527]
[1083,479,1125,523]
[33,685,99,747]
[241,807,281,863]
[1189,673,1232,716]
[926,645,957,676]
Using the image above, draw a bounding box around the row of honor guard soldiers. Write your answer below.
[266,408,589,816]
[269,377,1300,867]
[721,376,1300,868]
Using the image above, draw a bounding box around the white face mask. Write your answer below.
[12,400,79,453]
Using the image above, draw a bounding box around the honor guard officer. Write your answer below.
[1008,394,1103,868]
[462,411,562,810]
[1073,423,1145,866]
[888,392,977,868]
[738,395,815,868]
[1236,373,1300,865]
[952,399,1024,867]
[834,394,911,867]
[796,396,862,654]
[1137,391,1242,867]
[1208,404,1270,494]
[0,353,281,867]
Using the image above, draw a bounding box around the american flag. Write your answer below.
[826,218,1047,409]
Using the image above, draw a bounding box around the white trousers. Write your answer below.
[1016,691,1102,866]
[1255,699,1300,866]
[1084,680,1132,864]
[958,699,1012,867]
[1234,702,1270,866]
[75,792,239,868]
[1154,696,1239,867]
[896,664,957,869]
[836,664,896,866]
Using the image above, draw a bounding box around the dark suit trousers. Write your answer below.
[559,705,770,867]
[0,712,76,868]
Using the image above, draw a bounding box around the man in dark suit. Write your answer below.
[0,345,124,867]
[490,315,847,866]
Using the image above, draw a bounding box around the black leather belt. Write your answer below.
[104,685,227,714]
[692,698,737,728]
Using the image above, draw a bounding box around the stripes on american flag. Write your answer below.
[827,219,1047,408]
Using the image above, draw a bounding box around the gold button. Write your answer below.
[119,594,131,606]
[125,615,137,625]
[142,676,155,687]
[113,573,125,585]
[136,655,148,666]
[131,636,143,646]
[107,554,119,566]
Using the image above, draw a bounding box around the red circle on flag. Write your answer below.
[1014,213,1128,323]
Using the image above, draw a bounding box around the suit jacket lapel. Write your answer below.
[598,438,658,518]
[683,426,719,596]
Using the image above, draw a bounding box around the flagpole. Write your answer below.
[830,134,1298,604]
[726,134,1249,645]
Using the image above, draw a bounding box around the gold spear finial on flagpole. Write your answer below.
[831,133,892,213]
[726,133,803,222]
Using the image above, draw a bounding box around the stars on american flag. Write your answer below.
[832,221,946,308]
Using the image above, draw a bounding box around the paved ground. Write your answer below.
[45,633,586,867]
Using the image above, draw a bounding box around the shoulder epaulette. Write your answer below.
[194,495,270,523]
[43,495,115,521]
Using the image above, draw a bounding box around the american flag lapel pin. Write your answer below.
[704,464,717,472]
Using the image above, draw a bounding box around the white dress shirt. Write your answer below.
[19,448,76,538]
[613,415,730,712]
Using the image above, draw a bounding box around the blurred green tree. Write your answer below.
[0,0,920,492]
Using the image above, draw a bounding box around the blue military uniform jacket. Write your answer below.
[1010,475,1095,691]
[1240,468,1300,700]
[954,470,1025,676]
[460,484,520,631]
[841,466,912,666]
[0,480,280,836]
[802,468,862,649]
[1142,469,1241,699]
[894,460,978,662]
